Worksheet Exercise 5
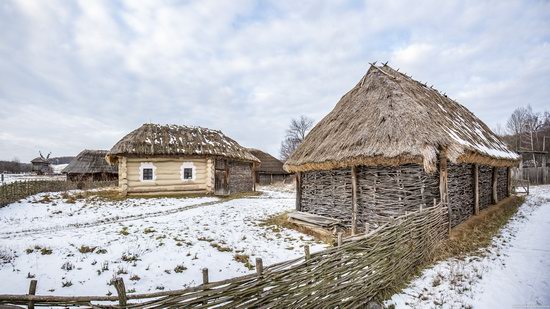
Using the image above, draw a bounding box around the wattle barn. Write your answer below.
[284,64,520,234]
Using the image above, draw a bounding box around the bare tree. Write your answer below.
[506,106,529,150]
[280,116,314,161]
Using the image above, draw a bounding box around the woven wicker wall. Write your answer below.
[497,167,509,201]
[301,164,439,231]
[447,163,474,227]
[356,164,440,230]
[301,169,353,226]
[479,165,493,210]
[228,161,254,193]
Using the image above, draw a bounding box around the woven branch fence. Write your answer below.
[0,203,447,308]
[0,180,117,207]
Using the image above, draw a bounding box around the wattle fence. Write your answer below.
[0,180,117,207]
[0,202,448,308]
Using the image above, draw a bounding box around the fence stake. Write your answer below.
[28,279,37,309]
[114,278,127,307]
[337,232,343,247]
[255,258,263,276]
[202,268,209,285]
[304,245,310,261]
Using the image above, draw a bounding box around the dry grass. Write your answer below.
[434,195,525,260]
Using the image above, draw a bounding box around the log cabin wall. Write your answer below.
[228,161,254,193]
[497,167,509,201]
[447,163,474,227]
[301,169,353,227]
[126,157,208,195]
[479,165,493,210]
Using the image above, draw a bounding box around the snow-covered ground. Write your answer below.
[0,185,324,296]
[388,185,550,308]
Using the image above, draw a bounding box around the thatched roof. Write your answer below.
[62,150,118,174]
[248,149,289,174]
[285,64,520,173]
[31,157,49,164]
[106,124,259,164]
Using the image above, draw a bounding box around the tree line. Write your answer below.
[501,105,550,153]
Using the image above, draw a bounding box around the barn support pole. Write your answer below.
[439,150,450,233]
[120,157,128,197]
[351,166,358,236]
[506,167,512,196]
[295,172,302,211]
[474,164,479,215]
[492,167,498,204]
[252,163,256,192]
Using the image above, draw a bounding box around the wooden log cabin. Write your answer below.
[62,150,118,182]
[106,124,260,196]
[247,148,291,185]
[284,64,520,234]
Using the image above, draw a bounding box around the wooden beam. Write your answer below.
[474,164,479,215]
[351,166,358,235]
[492,167,498,204]
[439,150,450,233]
[506,167,512,196]
[295,172,302,211]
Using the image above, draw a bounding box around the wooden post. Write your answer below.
[474,164,479,215]
[120,157,128,197]
[255,258,263,276]
[337,232,343,247]
[439,151,450,233]
[506,167,512,196]
[28,279,37,309]
[251,163,256,192]
[295,172,302,211]
[202,268,209,284]
[304,245,310,261]
[492,167,498,204]
[224,159,229,195]
[114,278,127,307]
[351,166,358,235]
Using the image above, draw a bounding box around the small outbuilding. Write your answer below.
[62,150,118,182]
[247,148,291,185]
[106,124,259,196]
[31,156,51,175]
[284,64,520,234]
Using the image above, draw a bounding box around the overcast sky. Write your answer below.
[1,0,549,162]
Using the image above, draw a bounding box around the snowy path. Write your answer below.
[0,187,325,296]
[388,185,550,308]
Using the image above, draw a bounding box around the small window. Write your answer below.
[183,168,193,180]
[143,168,153,180]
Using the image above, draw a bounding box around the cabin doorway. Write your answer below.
[214,159,229,195]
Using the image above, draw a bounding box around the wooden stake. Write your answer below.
[255,258,263,276]
[28,279,37,309]
[114,278,127,307]
[474,164,479,215]
[351,166,358,235]
[337,232,343,247]
[202,268,209,285]
[439,150,450,234]
[507,167,512,197]
[304,245,310,261]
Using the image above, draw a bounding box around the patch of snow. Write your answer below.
[387,186,550,308]
[0,185,324,296]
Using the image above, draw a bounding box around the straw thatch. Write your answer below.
[284,64,519,173]
[62,150,118,175]
[247,148,288,175]
[106,124,259,164]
